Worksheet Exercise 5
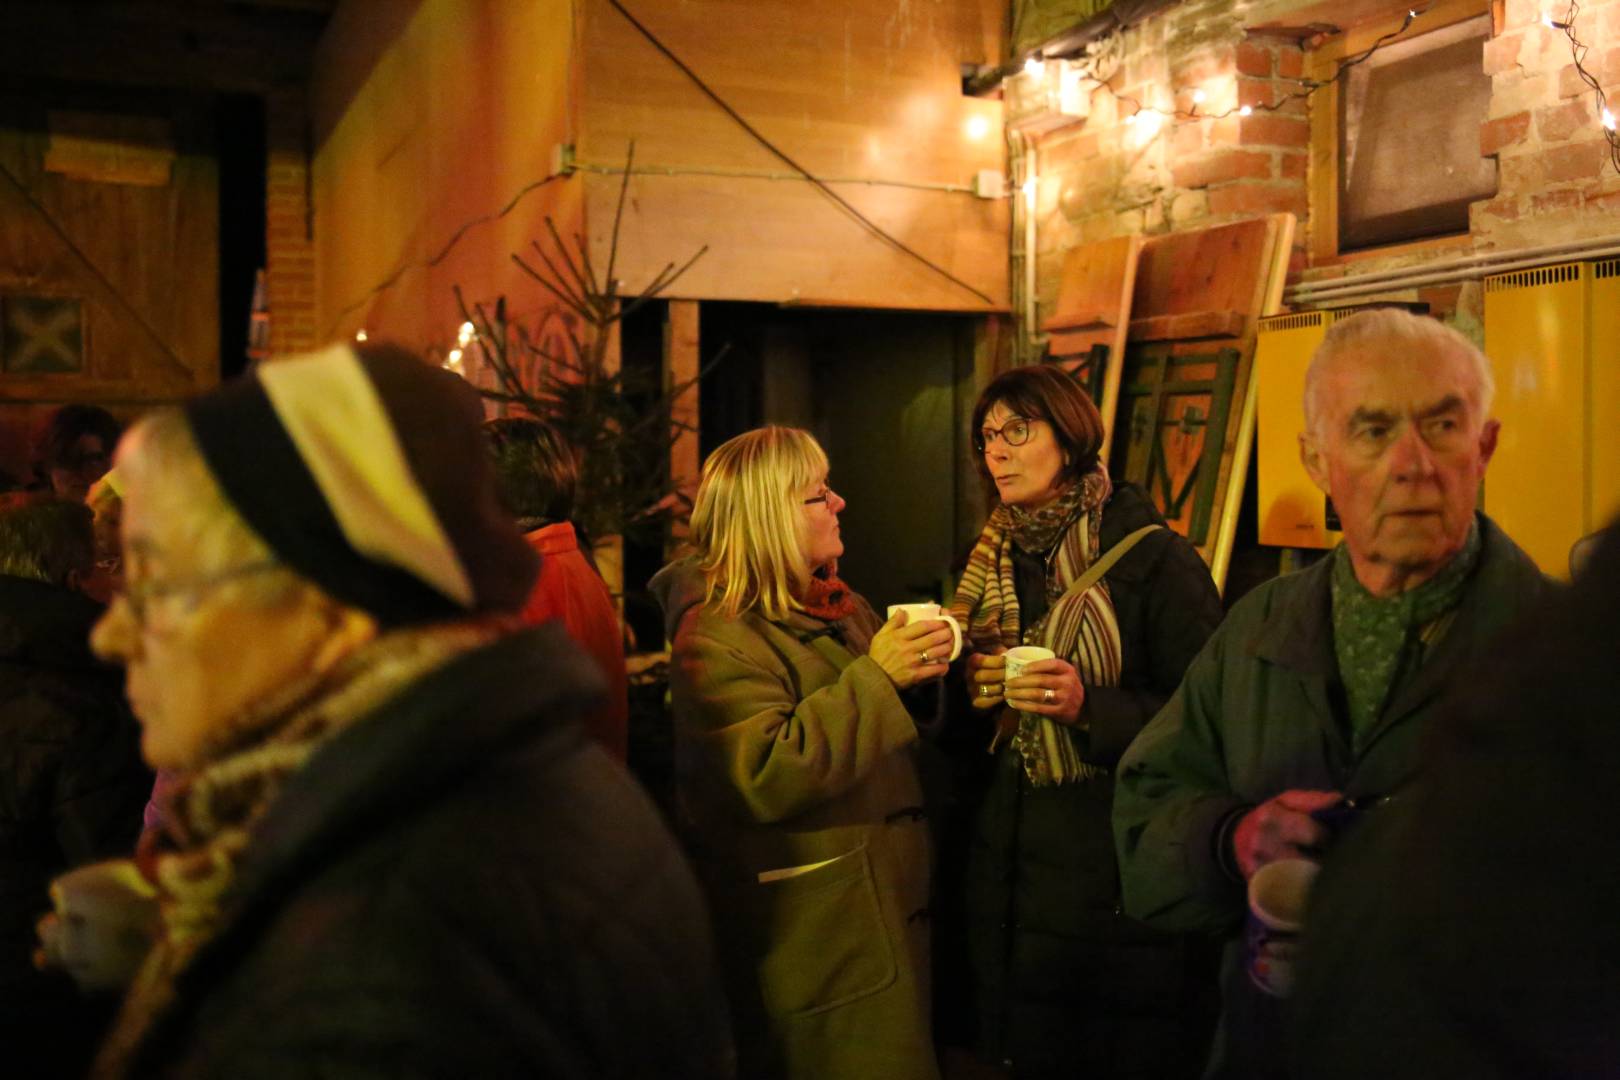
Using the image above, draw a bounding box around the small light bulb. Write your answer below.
[1192,89,1208,105]
[1604,107,1617,131]
[1239,104,1254,117]
[1021,178,1037,198]
[1124,112,1138,125]
[457,320,475,344]
[1542,14,1556,27]
[966,114,991,140]
[354,329,368,342]
[1408,8,1418,17]
[1024,56,1045,78]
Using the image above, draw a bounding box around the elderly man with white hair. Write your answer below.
[1111,308,1548,1078]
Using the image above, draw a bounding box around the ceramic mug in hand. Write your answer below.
[885,603,963,661]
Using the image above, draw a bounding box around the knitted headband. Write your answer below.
[184,342,538,627]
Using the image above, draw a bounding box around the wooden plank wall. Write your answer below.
[580,0,1009,313]
[0,91,218,479]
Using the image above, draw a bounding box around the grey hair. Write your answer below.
[0,500,94,585]
[115,409,280,576]
[1303,308,1496,437]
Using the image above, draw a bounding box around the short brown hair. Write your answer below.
[970,364,1106,493]
[483,418,579,527]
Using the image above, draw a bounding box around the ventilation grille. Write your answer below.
[1594,258,1620,280]
[1258,311,1328,333]
[1485,262,1582,292]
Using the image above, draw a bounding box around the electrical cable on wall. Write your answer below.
[323,172,567,340]
[604,0,997,306]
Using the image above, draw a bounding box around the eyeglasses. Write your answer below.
[974,416,1039,453]
[803,486,836,506]
[120,560,286,630]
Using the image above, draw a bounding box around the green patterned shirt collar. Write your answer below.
[1330,518,1482,741]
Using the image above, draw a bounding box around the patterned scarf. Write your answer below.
[950,464,1122,786]
[1331,520,1481,747]
[92,619,505,1079]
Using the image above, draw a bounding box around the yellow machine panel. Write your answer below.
[1589,259,1620,534]
[1483,262,1590,578]
[1255,311,1342,548]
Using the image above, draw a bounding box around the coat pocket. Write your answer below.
[752,844,898,1019]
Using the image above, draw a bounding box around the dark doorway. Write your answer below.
[699,303,984,607]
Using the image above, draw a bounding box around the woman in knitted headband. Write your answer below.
[946,363,1225,1076]
[650,425,952,1079]
[71,343,732,1077]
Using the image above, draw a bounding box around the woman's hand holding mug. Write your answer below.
[1003,654,1087,727]
[870,610,957,690]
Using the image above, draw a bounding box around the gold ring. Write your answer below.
[980,683,993,697]
[920,650,931,664]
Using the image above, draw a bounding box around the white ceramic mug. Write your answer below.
[41,859,162,992]
[885,602,963,661]
[1003,644,1057,684]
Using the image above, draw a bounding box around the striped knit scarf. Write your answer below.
[949,464,1122,786]
[92,619,504,1079]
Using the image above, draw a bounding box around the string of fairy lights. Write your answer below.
[1542,0,1620,172]
[1017,3,1618,178]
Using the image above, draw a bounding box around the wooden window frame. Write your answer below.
[1306,0,1497,265]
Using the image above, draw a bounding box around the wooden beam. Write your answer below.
[665,299,700,545]
[0,3,325,94]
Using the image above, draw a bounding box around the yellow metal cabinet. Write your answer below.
[1483,261,1616,578]
[1255,310,1343,549]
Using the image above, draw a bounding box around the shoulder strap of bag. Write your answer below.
[1052,523,1164,607]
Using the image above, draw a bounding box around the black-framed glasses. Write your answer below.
[974,416,1039,453]
[120,560,286,630]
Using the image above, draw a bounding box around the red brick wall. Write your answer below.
[265,88,318,355]
[1029,0,1310,324]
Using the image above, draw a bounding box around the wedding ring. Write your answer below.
[920,650,932,664]
[980,683,993,697]
[1043,688,1055,704]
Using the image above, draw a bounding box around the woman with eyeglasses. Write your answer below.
[651,425,955,1080]
[945,364,1225,1078]
[66,344,733,1078]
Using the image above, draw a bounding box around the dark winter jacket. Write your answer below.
[0,576,149,1077]
[1293,522,1618,1080]
[127,624,735,1079]
[1114,513,1547,1079]
[959,484,1225,1076]
[652,559,937,1080]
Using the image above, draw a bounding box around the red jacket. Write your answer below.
[519,523,629,761]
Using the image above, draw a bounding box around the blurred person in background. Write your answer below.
[33,404,121,502]
[484,417,628,761]
[0,495,149,1079]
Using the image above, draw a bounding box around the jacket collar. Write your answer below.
[1247,514,1545,752]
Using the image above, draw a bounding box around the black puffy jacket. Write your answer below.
[951,485,1226,1077]
[127,624,735,1079]
[0,575,150,1078]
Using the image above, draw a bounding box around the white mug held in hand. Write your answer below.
[38,858,162,992]
[885,603,963,661]
[1003,645,1056,692]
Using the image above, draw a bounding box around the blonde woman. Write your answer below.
[651,425,954,1080]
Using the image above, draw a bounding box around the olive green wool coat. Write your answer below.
[652,560,937,1080]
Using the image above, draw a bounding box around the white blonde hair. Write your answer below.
[688,426,828,621]
[1303,308,1495,437]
